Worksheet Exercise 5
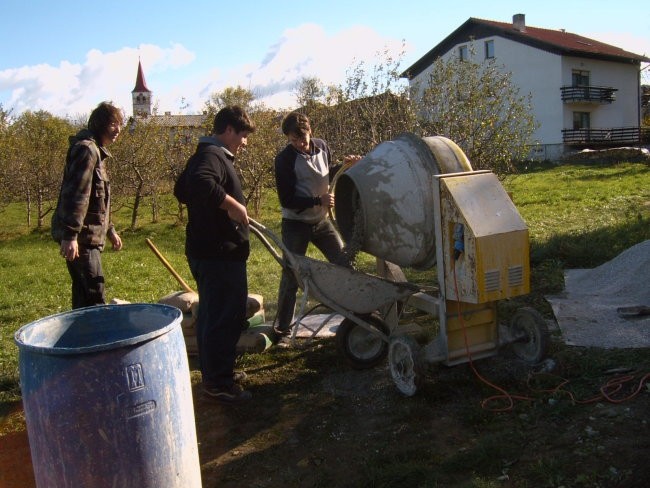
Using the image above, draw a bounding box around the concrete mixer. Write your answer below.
[331,133,549,396]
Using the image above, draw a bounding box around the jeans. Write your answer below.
[276,218,345,330]
[188,257,247,388]
[66,247,105,309]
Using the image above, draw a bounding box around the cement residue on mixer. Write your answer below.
[546,240,650,348]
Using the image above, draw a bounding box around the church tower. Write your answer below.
[132,59,152,117]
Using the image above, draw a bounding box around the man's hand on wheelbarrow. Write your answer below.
[221,194,249,228]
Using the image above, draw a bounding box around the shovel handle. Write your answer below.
[145,238,195,294]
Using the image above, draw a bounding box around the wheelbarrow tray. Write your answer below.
[249,218,419,315]
[291,254,419,315]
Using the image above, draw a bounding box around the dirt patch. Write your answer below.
[192,344,650,487]
[2,340,649,487]
[0,403,34,488]
[0,431,34,488]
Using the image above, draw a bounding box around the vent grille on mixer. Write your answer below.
[484,270,500,292]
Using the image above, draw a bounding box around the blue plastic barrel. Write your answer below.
[14,303,202,488]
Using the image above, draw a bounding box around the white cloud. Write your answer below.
[241,24,407,108]
[0,44,195,118]
[148,24,408,115]
[2,21,647,120]
[0,26,407,118]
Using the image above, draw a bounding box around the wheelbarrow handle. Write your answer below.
[248,218,285,267]
[249,218,286,249]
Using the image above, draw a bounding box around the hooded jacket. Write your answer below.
[174,137,249,261]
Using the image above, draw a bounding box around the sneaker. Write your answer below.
[203,383,252,405]
[275,335,293,348]
[233,370,247,383]
[273,325,292,337]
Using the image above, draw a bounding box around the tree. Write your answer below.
[338,46,416,152]
[304,46,418,159]
[200,87,282,216]
[0,104,14,211]
[3,111,73,228]
[111,117,170,229]
[203,86,257,132]
[294,76,325,111]
[413,45,538,174]
[161,127,198,223]
[0,104,10,131]
[236,107,285,216]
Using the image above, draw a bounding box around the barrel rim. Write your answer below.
[14,303,182,355]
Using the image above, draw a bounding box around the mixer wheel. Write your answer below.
[509,307,550,364]
[336,313,389,370]
[388,335,422,397]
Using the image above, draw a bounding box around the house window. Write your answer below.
[573,112,590,130]
[485,40,494,59]
[572,70,590,87]
[459,45,468,61]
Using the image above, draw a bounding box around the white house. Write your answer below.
[402,14,650,160]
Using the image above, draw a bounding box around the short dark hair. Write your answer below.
[213,106,256,135]
[87,101,123,137]
[281,111,310,137]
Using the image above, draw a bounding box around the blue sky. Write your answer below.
[1,0,648,118]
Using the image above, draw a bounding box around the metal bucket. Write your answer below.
[14,303,202,488]
[334,133,471,269]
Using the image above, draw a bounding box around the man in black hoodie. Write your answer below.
[174,106,255,405]
[51,101,123,309]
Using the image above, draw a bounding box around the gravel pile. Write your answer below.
[546,240,650,349]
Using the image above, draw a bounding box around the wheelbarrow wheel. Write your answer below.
[336,314,389,370]
[509,307,550,364]
[388,335,422,397]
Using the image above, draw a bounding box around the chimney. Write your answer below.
[513,13,526,32]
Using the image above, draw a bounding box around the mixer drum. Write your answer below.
[334,133,471,269]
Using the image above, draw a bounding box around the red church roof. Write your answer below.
[132,60,151,93]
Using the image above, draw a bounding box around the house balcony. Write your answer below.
[561,86,617,103]
[562,127,650,146]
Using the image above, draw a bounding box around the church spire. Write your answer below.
[132,59,152,117]
[133,59,151,93]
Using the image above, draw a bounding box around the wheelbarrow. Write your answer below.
[249,218,420,368]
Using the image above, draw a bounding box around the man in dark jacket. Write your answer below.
[51,101,123,309]
[174,106,255,405]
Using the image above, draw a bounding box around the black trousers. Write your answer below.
[65,247,105,309]
[188,257,248,389]
[276,218,345,330]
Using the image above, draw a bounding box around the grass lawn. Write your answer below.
[1,160,649,487]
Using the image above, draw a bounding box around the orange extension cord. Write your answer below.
[451,262,649,413]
